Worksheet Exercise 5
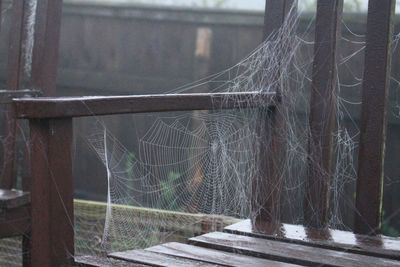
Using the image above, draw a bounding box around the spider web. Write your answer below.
[1,1,400,265]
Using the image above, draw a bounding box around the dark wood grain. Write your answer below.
[190,232,400,267]
[147,242,302,267]
[355,0,396,235]
[14,92,276,119]
[304,0,343,228]
[0,189,30,210]
[225,219,400,260]
[29,118,74,267]
[75,255,148,267]
[110,249,222,267]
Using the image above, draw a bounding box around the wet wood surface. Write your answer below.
[225,219,400,260]
[146,242,301,267]
[189,231,400,267]
[75,256,147,267]
[81,224,399,267]
[110,249,222,267]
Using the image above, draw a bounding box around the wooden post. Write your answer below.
[29,118,74,266]
[27,2,65,263]
[252,0,295,228]
[304,0,343,228]
[31,0,63,96]
[1,0,29,189]
[355,0,395,235]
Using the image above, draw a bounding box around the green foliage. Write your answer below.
[381,210,400,237]
[381,223,400,237]
[158,171,182,211]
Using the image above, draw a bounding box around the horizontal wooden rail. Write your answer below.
[0,89,42,104]
[13,91,276,119]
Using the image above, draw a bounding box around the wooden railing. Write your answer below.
[2,0,397,266]
[13,91,276,266]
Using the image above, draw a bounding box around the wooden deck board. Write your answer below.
[189,232,400,267]
[75,255,148,267]
[109,249,222,267]
[146,242,302,267]
[224,219,400,260]
[75,220,400,267]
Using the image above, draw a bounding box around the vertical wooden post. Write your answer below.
[27,2,65,264]
[29,118,74,266]
[1,0,29,189]
[355,0,395,235]
[252,0,295,228]
[304,0,343,228]
[31,0,63,96]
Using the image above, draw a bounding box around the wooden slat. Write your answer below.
[304,0,343,228]
[224,219,400,260]
[355,0,396,235]
[252,0,294,228]
[109,249,222,267]
[29,118,74,267]
[1,0,29,189]
[75,256,148,267]
[14,92,276,119]
[190,232,400,267]
[30,0,63,96]
[147,242,302,267]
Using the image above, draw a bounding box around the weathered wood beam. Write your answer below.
[14,92,276,119]
[355,0,396,235]
[252,0,295,228]
[29,118,74,266]
[304,0,343,228]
